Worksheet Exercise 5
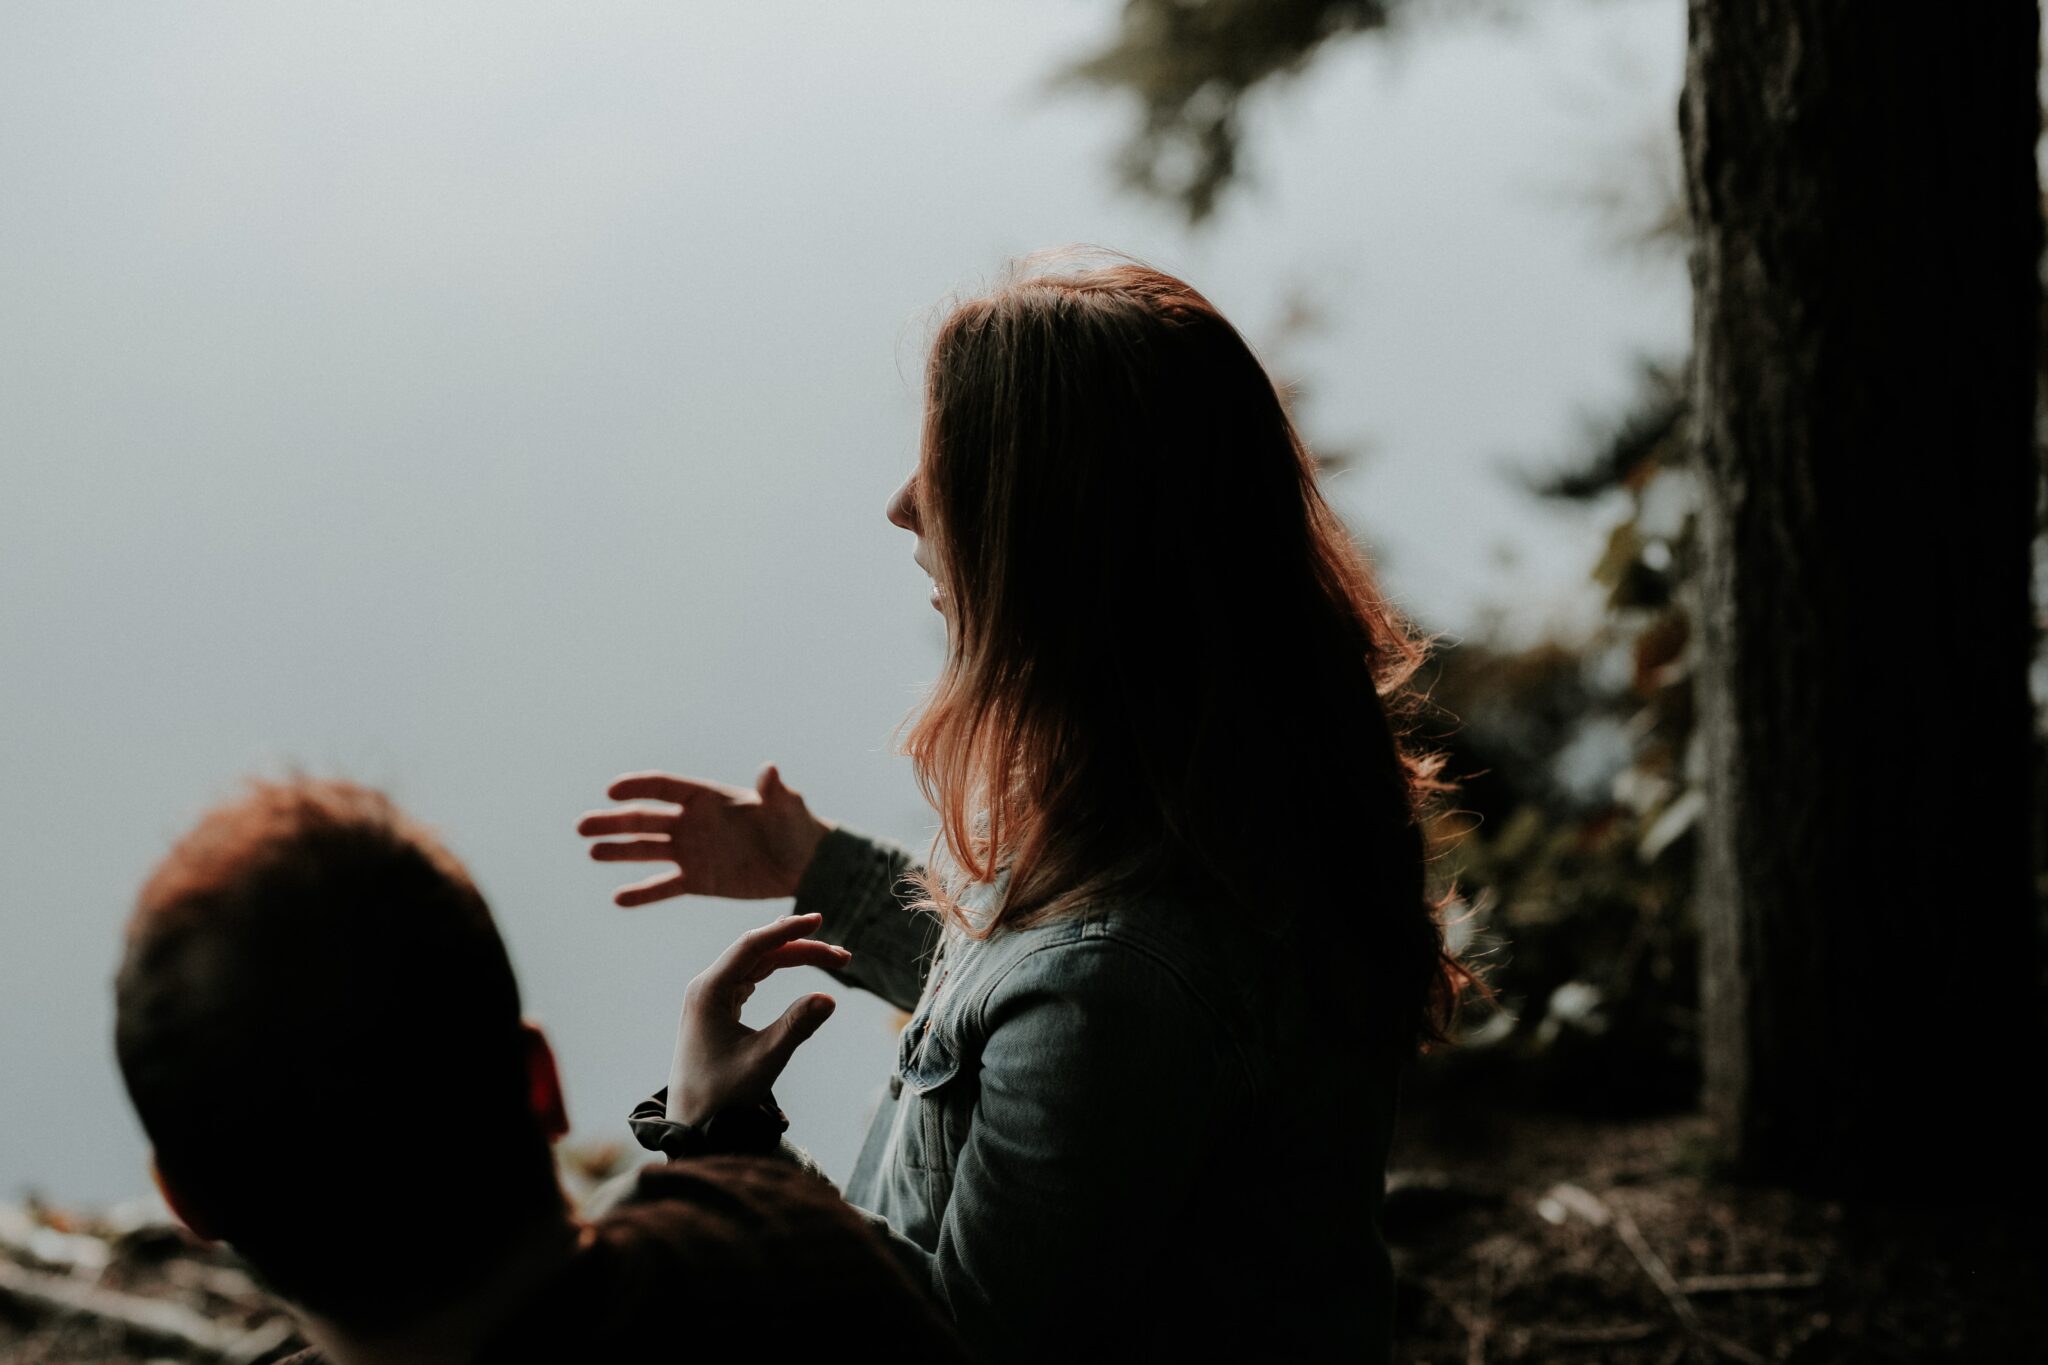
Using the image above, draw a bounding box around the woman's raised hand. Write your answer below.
[577,765,832,907]
[668,913,847,1125]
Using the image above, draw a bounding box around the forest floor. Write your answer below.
[3,1107,2040,1363]
[1386,1101,2043,1363]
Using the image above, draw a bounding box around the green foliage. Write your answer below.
[1423,362,1704,1113]
[1061,0,1405,222]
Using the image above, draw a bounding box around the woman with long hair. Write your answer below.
[577,257,1467,1362]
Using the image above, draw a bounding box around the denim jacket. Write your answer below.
[795,827,1399,1363]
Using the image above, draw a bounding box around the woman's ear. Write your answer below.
[150,1156,221,1244]
[521,1021,570,1142]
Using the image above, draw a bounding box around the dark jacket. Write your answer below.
[275,1156,967,1363]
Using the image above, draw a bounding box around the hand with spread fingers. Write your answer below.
[669,913,848,1125]
[576,765,833,907]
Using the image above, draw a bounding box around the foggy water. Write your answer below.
[0,0,1685,1205]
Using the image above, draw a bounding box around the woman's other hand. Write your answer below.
[669,913,846,1125]
[577,765,832,907]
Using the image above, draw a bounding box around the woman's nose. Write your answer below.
[885,477,919,533]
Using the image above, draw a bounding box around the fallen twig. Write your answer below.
[1614,1205,1771,1365]
[0,1204,110,1276]
[1677,1270,1823,1295]
[0,1257,293,1363]
[1540,1183,1770,1365]
[160,1255,267,1306]
[1415,1274,1491,1365]
[1606,1199,1701,1336]
[1536,1321,1661,1344]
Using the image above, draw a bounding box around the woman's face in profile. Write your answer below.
[886,475,945,616]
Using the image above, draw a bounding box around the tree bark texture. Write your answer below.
[1682,1,2043,1193]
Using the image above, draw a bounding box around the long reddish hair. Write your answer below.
[903,255,1468,1045]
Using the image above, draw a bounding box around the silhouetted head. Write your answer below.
[891,253,1468,1043]
[114,778,567,1330]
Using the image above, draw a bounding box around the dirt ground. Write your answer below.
[1385,1106,2044,1363]
[4,1109,2040,1363]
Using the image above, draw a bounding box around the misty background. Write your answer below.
[0,0,1685,1205]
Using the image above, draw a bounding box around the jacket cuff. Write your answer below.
[793,825,916,951]
[629,1087,789,1160]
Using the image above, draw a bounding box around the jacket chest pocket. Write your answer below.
[896,1012,967,1178]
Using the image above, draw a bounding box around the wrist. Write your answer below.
[665,1049,718,1126]
[633,1090,789,1160]
[784,815,833,895]
[667,1085,715,1127]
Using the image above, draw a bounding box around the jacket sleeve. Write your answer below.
[911,936,1242,1362]
[625,1095,959,1304]
[793,825,939,1013]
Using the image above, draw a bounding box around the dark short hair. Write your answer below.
[114,778,556,1327]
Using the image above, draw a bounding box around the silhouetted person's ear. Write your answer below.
[151,1157,222,1244]
[522,1022,569,1142]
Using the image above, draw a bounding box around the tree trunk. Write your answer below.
[1682,1,2043,1194]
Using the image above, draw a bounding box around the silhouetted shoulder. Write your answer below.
[270,1158,968,1364]
[481,1157,967,1362]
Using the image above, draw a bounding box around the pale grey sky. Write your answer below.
[0,0,1686,1203]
